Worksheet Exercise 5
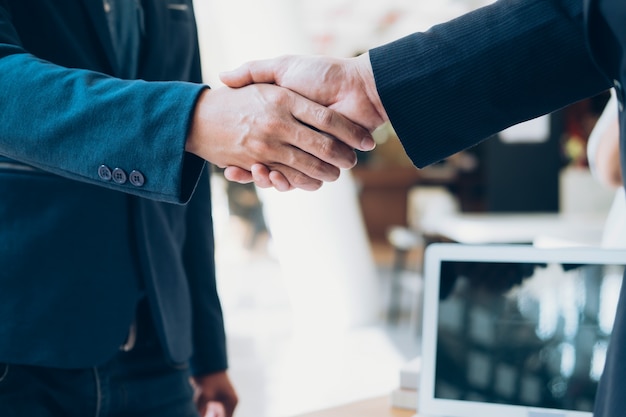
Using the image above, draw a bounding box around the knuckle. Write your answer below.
[316,136,336,160]
[290,172,322,190]
[311,159,339,182]
[314,107,335,127]
[282,151,299,170]
[317,135,356,168]
[305,158,324,178]
[290,172,309,186]
[269,86,289,105]
[251,138,272,157]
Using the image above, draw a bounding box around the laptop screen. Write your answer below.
[420,244,626,417]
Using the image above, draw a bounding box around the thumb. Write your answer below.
[205,401,226,417]
[219,59,280,88]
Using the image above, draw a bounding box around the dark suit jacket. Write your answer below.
[370,0,623,415]
[0,0,227,376]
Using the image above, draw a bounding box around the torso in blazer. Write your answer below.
[0,0,227,374]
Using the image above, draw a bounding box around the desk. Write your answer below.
[420,212,606,247]
[294,396,415,417]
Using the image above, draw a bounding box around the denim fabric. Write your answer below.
[0,307,199,417]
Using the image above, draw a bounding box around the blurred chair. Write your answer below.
[386,186,460,332]
[386,226,423,330]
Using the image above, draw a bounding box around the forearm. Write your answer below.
[371,0,610,168]
[0,49,206,203]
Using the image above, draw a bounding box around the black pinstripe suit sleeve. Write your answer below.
[370,0,611,168]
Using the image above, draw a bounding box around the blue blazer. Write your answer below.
[0,0,227,375]
[370,0,623,415]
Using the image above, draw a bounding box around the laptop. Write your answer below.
[419,243,626,417]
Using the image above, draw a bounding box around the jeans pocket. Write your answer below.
[0,363,8,384]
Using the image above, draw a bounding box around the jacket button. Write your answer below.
[112,168,127,184]
[129,170,145,187]
[614,79,624,112]
[98,165,112,181]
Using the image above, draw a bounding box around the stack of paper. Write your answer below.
[390,356,421,410]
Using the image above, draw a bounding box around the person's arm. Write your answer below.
[0,5,373,201]
[592,117,621,187]
[181,166,237,417]
[367,0,609,165]
[220,0,611,187]
[587,91,621,188]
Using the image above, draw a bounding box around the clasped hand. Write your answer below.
[187,53,388,191]
[186,71,379,191]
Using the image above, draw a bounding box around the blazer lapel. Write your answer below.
[81,0,119,75]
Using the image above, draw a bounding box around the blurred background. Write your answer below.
[191,1,615,416]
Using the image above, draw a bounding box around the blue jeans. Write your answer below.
[0,305,199,417]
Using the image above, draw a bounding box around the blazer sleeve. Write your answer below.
[0,4,206,204]
[183,166,228,375]
[369,0,612,168]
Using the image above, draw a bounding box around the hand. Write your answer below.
[219,53,388,189]
[593,116,621,188]
[186,84,375,191]
[191,371,238,417]
[220,53,388,131]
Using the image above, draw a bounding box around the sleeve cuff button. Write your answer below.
[98,165,112,181]
[112,168,127,184]
[129,170,145,187]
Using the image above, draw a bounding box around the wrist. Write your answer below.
[356,52,388,124]
[186,88,211,157]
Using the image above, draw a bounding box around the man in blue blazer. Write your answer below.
[221,0,626,414]
[0,1,375,416]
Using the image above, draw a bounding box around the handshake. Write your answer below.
[185,52,389,192]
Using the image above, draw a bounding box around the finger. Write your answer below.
[206,401,226,417]
[251,163,292,191]
[265,131,342,184]
[289,95,375,156]
[234,164,294,192]
[281,121,356,177]
[250,164,274,189]
[266,162,323,191]
[221,396,238,417]
[223,166,253,183]
[251,164,294,192]
[222,400,236,417]
[267,170,293,192]
[219,58,283,88]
